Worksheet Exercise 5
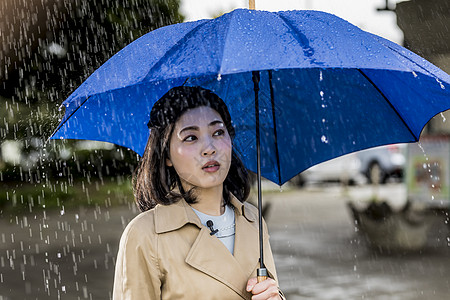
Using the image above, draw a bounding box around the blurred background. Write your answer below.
[0,0,449,299]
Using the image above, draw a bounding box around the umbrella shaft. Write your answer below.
[252,71,265,269]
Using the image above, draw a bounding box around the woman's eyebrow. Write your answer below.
[179,120,223,135]
[179,125,198,135]
[209,120,224,127]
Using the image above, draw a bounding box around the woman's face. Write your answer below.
[167,106,232,191]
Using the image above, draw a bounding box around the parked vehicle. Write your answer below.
[357,144,407,184]
[291,153,366,186]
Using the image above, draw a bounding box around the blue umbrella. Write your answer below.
[50,9,450,277]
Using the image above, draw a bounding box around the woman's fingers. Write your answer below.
[246,277,258,292]
[250,277,273,294]
[247,277,281,300]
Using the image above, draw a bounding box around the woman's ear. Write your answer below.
[166,158,173,167]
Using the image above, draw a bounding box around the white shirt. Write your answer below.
[192,205,236,254]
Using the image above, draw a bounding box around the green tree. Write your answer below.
[0,0,183,184]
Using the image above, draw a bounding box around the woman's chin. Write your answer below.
[180,176,226,191]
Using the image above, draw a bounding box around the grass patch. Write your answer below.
[0,176,134,216]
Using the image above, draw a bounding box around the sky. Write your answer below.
[180,0,407,44]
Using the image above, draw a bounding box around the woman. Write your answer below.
[113,86,284,299]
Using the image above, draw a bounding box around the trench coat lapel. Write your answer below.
[231,197,260,280]
[185,226,251,298]
[155,195,261,299]
[184,195,259,299]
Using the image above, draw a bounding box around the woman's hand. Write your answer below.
[246,277,282,300]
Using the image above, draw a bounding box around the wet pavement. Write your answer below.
[0,184,449,299]
[265,184,450,299]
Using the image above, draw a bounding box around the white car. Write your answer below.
[357,144,407,184]
[291,153,366,186]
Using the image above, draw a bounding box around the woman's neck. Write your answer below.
[189,185,225,216]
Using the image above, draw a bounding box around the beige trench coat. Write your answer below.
[113,194,281,299]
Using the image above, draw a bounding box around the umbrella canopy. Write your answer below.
[50,8,450,185]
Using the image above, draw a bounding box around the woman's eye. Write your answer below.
[214,129,225,136]
[183,135,197,142]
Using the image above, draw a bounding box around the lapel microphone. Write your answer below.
[206,220,218,236]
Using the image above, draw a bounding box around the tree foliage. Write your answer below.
[0,0,184,185]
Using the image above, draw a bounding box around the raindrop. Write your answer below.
[82,286,88,298]
[417,143,429,162]
[436,78,445,89]
[321,135,329,144]
[217,73,222,81]
[440,113,446,122]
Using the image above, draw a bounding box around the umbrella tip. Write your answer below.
[249,0,255,10]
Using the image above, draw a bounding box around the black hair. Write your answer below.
[133,86,250,211]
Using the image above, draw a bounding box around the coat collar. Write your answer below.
[153,194,262,299]
[154,194,256,234]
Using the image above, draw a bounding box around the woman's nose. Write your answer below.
[202,141,216,156]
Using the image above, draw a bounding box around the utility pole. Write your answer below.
[377,0,395,12]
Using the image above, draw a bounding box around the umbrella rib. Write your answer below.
[276,13,324,66]
[268,70,282,185]
[218,10,237,74]
[357,69,418,141]
[47,96,91,141]
[144,20,210,80]
[374,37,447,80]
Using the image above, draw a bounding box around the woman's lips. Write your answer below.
[202,160,220,172]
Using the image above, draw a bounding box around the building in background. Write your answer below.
[396,0,450,206]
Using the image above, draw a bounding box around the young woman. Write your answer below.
[113,86,284,299]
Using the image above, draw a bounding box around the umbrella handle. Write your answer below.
[257,267,268,283]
